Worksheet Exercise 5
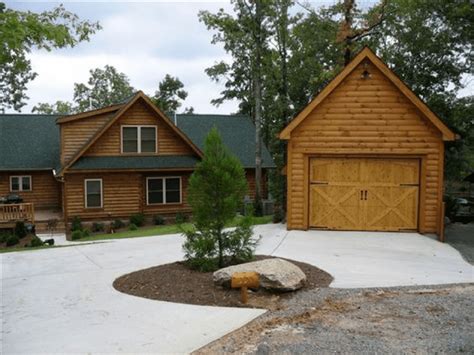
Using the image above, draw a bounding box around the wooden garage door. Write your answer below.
[309,158,419,231]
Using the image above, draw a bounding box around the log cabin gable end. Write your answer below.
[280,47,456,142]
[57,91,203,176]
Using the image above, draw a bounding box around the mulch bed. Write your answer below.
[113,255,333,309]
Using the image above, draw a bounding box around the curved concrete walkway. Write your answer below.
[2,224,473,353]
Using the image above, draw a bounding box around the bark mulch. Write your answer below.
[113,255,333,309]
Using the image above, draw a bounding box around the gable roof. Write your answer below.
[0,111,275,172]
[0,114,59,171]
[176,114,275,168]
[58,91,204,176]
[279,47,456,141]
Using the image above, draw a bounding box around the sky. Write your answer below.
[6,1,472,114]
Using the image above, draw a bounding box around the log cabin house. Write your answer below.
[0,92,274,233]
[280,47,456,237]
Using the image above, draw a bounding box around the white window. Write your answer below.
[146,177,181,205]
[84,179,103,208]
[10,176,31,192]
[121,125,157,153]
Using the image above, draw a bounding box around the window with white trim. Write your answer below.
[10,176,31,192]
[147,177,181,205]
[121,126,157,153]
[85,179,103,208]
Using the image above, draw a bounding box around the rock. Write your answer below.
[213,258,306,291]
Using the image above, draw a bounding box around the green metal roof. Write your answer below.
[176,114,275,168]
[71,156,199,170]
[0,113,275,171]
[0,114,60,171]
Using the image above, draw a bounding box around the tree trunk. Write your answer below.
[254,0,263,210]
[217,229,224,268]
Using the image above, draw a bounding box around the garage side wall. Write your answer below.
[287,61,443,233]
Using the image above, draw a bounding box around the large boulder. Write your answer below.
[213,258,306,291]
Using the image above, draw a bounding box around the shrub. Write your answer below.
[272,206,284,223]
[71,230,83,240]
[6,235,19,246]
[253,200,263,217]
[129,223,138,231]
[14,221,28,239]
[111,219,125,230]
[183,128,254,270]
[0,232,11,243]
[183,230,219,272]
[92,222,104,233]
[153,215,165,225]
[130,213,145,227]
[71,216,82,232]
[223,215,257,263]
[175,212,187,224]
[82,229,91,237]
[29,236,44,247]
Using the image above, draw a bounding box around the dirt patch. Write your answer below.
[113,255,333,309]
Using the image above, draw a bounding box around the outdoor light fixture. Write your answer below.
[361,61,371,79]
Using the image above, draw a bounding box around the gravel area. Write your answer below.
[446,223,474,264]
[195,284,474,354]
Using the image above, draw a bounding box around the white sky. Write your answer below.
[6,1,473,114]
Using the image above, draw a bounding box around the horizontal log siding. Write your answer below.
[0,171,61,209]
[64,172,193,220]
[85,101,195,156]
[288,61,443,233]
[246,169,268,200]
[60,113,113,164]
[64,173,141,220]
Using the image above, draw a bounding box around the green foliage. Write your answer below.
[183,230,220,272]
[71,230,83,240]
[151,74,190,113]
[6,235,19,246]
[175,212,187,225]
[111,219,125,230]
[0,3,101,112]
[183,214,257,272]
[129,223,138,231]
[129,213,145,227]
[222,214,257,263]
[29,236,44,247]
[153,215,165,225]
[184,128,250,269]
[82,229,91,237]
[71,216,82,232]
[92,222,104,233]
[73,65,135,112]
[14,221,28,239]
[32,101,74,114]
[0,232,12,243]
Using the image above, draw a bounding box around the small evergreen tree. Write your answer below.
[183,127,254,270]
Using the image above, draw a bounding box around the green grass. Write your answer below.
[78,215,273,242]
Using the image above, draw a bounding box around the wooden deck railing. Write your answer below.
[0,203,35,224]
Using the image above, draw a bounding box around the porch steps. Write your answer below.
[35,220,66,234]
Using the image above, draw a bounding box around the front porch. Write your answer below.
[0,203,64,233]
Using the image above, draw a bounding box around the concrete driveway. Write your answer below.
[2,224,473,353]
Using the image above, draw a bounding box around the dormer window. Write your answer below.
[121,125,157,153]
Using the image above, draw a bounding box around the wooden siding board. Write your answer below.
[286,61,443,233]
[0,171,61,209]
[85,101,195,156]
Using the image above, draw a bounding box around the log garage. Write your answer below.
[280,47,456,236]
